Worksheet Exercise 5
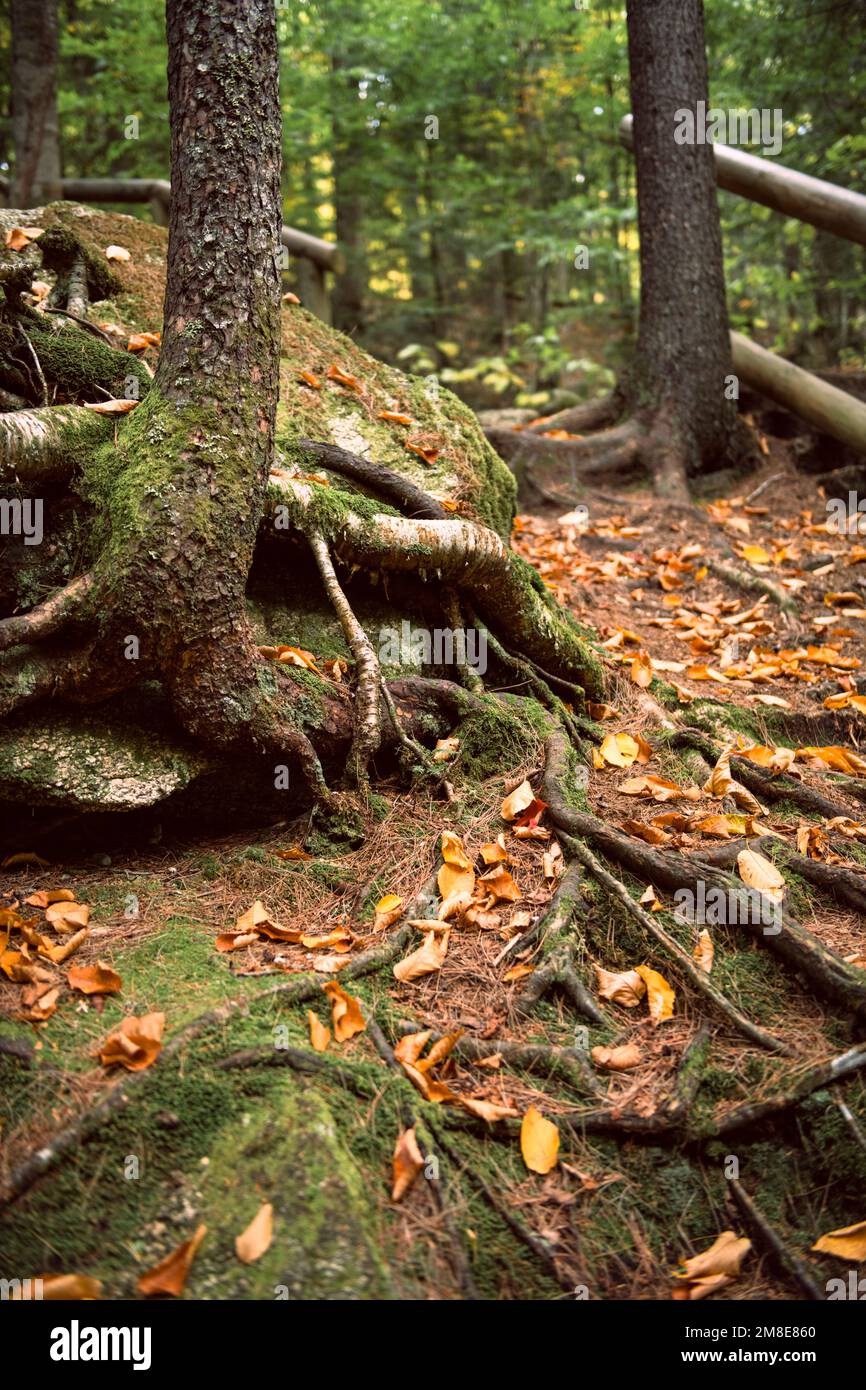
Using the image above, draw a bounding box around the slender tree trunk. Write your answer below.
[625,0,736,489]
[330,45,366,334]
[9,0,63,206]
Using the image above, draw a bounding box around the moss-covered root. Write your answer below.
[270,475,604,698]
[0,403,115,485]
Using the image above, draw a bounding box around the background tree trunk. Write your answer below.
[9,0,63,206]
[625,0,736,488]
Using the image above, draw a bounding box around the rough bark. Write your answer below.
[624,0,736,486]
[9,0,62,207]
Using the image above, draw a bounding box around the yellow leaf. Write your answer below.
[105,244,131,261]
[635,964,675,1023]
[812,1218,866,1261]
[5,226,45,250]
[45,901,90,933]
[394,1030,433,1065]
[736,849,785,904]
[520,1106,559,1173]
[672,1230,751,1300]
[599,733,640,768]
[630,650,654,687]
[235,1204,273,1264]
[373,893,403,932]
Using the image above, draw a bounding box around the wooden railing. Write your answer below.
[0,175,344,322]
[619,115,866,454]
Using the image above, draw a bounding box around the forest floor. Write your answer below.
[2,435,866,1300]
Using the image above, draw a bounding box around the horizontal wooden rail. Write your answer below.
[730,331,866,454]
[0,175,344,272]
[620,114,866,246]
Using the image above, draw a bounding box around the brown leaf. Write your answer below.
[393,929,450,983]
[373,893,403,932]
[100,1012,165,1071]
[391,1126,425,1201]
[83,398,139,414]
[138,1224,207,1297]
[594,965,646,1008]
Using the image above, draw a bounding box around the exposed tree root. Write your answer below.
[0,572,95,653]
[561,833,791,1054]
[514,863,605,1025]
[0,403,112,484]
[308,530,381,785]
[526,389,625,436]
[705,554,799,618]
[672,727,859,822]
[394,1020,600,1097]
[541,732,866,1018]
[728,1179,824,1300]
[271,476,601,696]
[297,438,450,519]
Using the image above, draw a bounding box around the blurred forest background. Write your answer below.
[3,0,863,414]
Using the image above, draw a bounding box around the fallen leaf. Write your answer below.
[591,1044,643,1071]
[501,780,535,821]
[83,398,139,414]
[391,1127,425,1201]
[520,1106,559,1173]
[635,965,675,1024]
[45,901,90,933]
[100,1012,165,1071]
[594,965,646,1007]
[812,1219,866,1261]
[373,893,403,932]
[235,1203,273,1264]
[307,1010,331,1052]
[105,244,131,261]
[326,363,362,391]
[393,929,450,982]
[5,226,44,250]
[736,849,785,904]
[15,1274,102,1300]
[322,982,366,1041]
[693,930,714,974]
[672,1230,751,1300]
[25,889,75,908]
[138,1224,207,1297]
[68,961,122,995]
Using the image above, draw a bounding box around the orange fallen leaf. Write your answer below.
[635,964,675,1024]
[68,961,122,995]
[45,901,90,933]
[307,1010,331,1051]
[594,965,646,1007]
[378,410,415,426]
[373,893,403,932]
[12,1274,102,1300]
[6,226,44,250]
[405,438,440,466]
[326,363,363,391]
[322,981,366,1041]
[391,1126,425,1201]
[812,1218,866,1261]
[100,1012,165,1071]
[235,1203,273,1264]
[591,1044,643,1071]
[138,1224,207,1297]
[25,889,75,908]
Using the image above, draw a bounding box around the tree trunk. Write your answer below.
[624,0,736,490]
[330,44,367,334]
[9,0,63,207]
